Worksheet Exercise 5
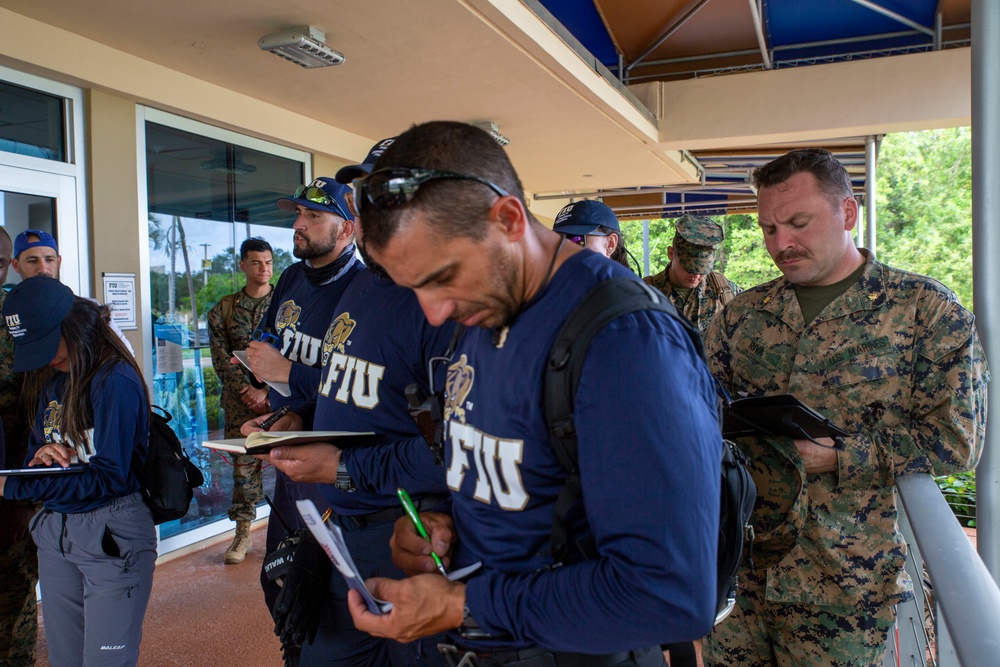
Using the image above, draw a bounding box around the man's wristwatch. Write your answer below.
[335,459,356,492]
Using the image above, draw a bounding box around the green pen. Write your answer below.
[397,487,448,577]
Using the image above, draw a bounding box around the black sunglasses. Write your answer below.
[356,168,509,212]
[293,185,351,221]
[561,234,588,247]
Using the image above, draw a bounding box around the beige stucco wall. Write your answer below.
[86,89,144,365]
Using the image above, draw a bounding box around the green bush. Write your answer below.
[935,471,976,528]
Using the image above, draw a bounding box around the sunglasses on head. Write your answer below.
[356,168,509,213]
[293,185,351,221]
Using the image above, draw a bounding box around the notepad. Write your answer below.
[201,430,380,454]
[233,350,292,397]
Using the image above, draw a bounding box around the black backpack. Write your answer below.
[543,277,756,623]
[133,406,205,525]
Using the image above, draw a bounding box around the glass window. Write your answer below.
[0,190,56,288]
[146,121,303,539]
[0,80,66,162]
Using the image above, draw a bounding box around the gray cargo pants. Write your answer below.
[30,492,157,667]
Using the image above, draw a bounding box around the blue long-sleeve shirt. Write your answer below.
[5,361,149,513]
[296,269,454,514]
[448,251,721,653]
[259,254,363,411]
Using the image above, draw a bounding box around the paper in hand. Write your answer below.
[295,499,393,614]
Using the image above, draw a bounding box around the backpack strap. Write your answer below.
[219,293,238,333]
[543,277,704,564]
[708,271,735,307]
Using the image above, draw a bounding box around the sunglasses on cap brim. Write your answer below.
[293,185,351,221]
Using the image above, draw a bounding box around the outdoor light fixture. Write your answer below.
[472,121,510,146]
[258,26,345,68]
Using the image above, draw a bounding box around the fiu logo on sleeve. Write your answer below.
[321,313,356,367]
[42,400,63,444]
[275,301,302,332]
[443,355,528,511]
[443,355,474,423]
[318,315,384,409]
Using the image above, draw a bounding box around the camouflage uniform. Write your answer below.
[644,268,741,335]
[207,286,274,523]
[0,290,38,667]
[702,250,989,666]
[643,215,740,334]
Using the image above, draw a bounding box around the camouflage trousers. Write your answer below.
[228,453,264,524]
[0,535,39,667]
[703,568,895,667]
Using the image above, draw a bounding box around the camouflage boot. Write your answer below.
[224,521,253,564]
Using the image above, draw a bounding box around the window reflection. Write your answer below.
[146,121,302,538]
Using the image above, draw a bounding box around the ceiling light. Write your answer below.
[472,121,510,147]
[200,158,256,175]
[258,26,345,69]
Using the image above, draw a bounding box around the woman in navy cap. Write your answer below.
[0,276,155,667]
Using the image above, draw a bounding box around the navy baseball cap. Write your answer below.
[335,137,397,184]
[552,200,620,236]
[275,178,354,220]
[2,276,75,372]
[13,229,59,259]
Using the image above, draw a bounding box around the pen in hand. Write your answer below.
[397,487,448,577]
[258,405,290,432]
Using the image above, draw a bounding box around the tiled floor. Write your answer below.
[35,522,282,666]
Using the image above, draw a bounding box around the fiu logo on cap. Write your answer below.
[321,313,356,366]
[4,313,25,338]
[371,138,395,159]
[553,204,574,226]
[309,178,329,190]
[43,400,63,444]
[275,300,302,332]
[443,355,474,424]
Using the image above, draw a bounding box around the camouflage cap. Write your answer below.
[673,215,724,275]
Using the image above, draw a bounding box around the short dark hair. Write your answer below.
[240,236,272,260]
[752,148,853,205]
[361,121,530,251]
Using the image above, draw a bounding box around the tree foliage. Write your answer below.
[875,127,973,309]
[621,128,972,304]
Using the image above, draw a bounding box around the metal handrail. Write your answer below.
[895,474,1000,666]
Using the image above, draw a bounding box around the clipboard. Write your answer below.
[722,394,849,444]
[0,463,89,476]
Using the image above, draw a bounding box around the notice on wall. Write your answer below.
[156,337,183,375]
[102,273,137,330]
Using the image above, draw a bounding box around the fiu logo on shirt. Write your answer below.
[441,356,527,511]
[273,300,325,368]
[443,355,474,424]
[43,400,62,444]
[318,316,385,410]
[275,301,302,332]
[321,313,356,367]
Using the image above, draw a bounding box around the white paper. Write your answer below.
[233,350,291,397]
[295,500,393,614]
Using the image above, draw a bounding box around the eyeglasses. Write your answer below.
[561,234,588,247]
[293,185,351,221]
[356,168,509,213]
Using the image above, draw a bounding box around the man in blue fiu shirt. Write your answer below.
[240,178,363,614]
[256,141,453,666]
[345,121,721,666]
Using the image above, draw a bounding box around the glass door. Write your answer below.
[0,165,80,294]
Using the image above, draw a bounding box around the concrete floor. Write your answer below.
[35,522,282,666]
